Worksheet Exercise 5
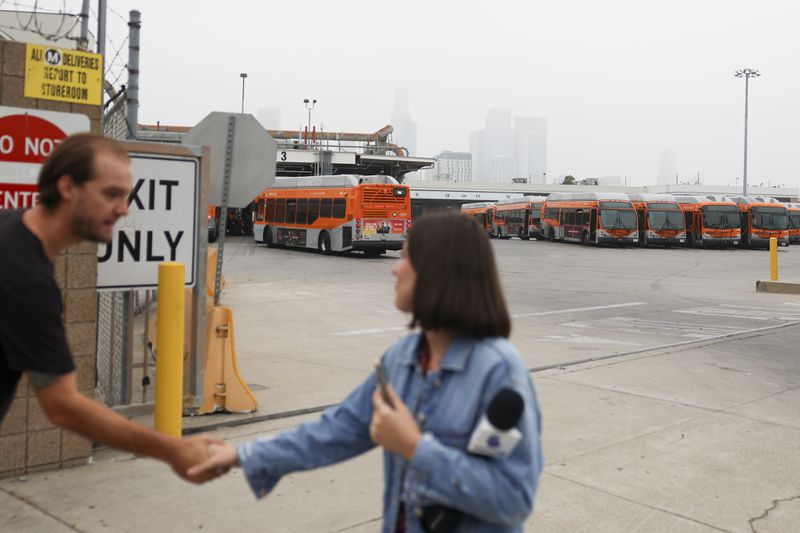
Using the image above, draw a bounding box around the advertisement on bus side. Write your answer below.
[363,219,404,235]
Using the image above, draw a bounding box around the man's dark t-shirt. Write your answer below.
[0,210,74,423]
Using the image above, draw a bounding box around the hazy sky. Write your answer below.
[60,1,800,186]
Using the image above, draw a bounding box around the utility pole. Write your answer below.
[78,0,90,50]
[126,10,141,140]
[303,98,316,148]
[240,73,247,114]
[735,68,760,197]
[97,0,107,132]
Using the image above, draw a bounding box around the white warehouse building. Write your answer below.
[432,151,472,182]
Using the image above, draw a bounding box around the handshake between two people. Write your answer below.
[183,383,421,484]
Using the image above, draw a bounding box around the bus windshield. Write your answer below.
[701,206,739,229]
[599,209,637,230]
[751,206,789,230]
[789,212,800,229]
[647,209,683,231]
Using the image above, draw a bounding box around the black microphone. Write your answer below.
[467,388,524,457]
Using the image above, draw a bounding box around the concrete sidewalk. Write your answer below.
[2,323,800,532]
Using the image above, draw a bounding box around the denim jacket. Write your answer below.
[237,333,543,532]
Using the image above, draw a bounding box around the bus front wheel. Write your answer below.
[548,228,555,242]
[318,232,332,254]
[264,226,274,247]
[581,231,589,245]
[519,228,529,241]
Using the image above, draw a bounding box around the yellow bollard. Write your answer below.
[155,262,185,436]
[770,237,778,281]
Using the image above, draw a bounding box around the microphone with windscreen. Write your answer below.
[466,388,524,458]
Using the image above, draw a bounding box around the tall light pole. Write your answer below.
[735,68,760,196]
[240,73,248,114]
[303,98,317,146]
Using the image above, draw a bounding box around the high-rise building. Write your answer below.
[469,110,547,184]
[469,130,486,182]
[658,149,677,185]
[432,151,472,182]
[485,109,513,183]
[391,87,417,156]
[257,107,281,130]
[491,155,517,184]
[514,117,547,184]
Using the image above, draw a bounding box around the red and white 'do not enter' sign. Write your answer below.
[0,106,89,209]
[0,113,67,164]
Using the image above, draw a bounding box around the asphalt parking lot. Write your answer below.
[217,236,800,412]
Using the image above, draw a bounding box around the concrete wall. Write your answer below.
[0,39,101,477]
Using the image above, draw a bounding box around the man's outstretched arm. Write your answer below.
[34,371,221,482]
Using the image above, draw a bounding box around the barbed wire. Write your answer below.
[87,4,128,80]
[106,3,129,24]
[104,34,127,74]
[2,0,133,95]
[6,0,84,43]
[1,0,69,13]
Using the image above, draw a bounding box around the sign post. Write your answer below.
[183,112,277,304]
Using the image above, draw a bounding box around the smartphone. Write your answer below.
[374,359,394,408]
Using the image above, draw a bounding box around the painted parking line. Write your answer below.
[333,326,408,337]
[512,302,646,319]
[535,334,640,346]
[674,304,800,321]
[336,303,648,336]
[565,316,748,338]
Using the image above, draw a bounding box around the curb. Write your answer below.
[756,280,800,294]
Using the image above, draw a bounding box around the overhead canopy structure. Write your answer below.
[138,123,433,181]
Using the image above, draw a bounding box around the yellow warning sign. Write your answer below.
[24,44,103,106]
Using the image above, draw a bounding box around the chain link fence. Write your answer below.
[103,94,130,141]
[95,98,138,407]
[95,291,127,405]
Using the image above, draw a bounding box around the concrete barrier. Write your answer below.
[755,280,800,294]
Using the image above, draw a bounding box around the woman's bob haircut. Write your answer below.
[407,210,511,338]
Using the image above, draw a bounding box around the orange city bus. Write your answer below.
[460,201,496,237]
[527,196,547,239]
[492,196,547,240]
[728,195,790,248]
[674,196,740,247]
[627,194,686,247]
[541,192,638,245]
[252,175,410,255]
[786,203,800,244]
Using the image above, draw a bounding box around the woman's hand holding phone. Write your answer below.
[370,380,421,461]
[374,360,394,408]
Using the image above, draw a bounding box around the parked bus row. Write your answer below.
[241,176,793,255]
[251,174,411,256]
[461,192,793,249]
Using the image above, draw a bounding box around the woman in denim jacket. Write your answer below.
[190,211,543,532]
